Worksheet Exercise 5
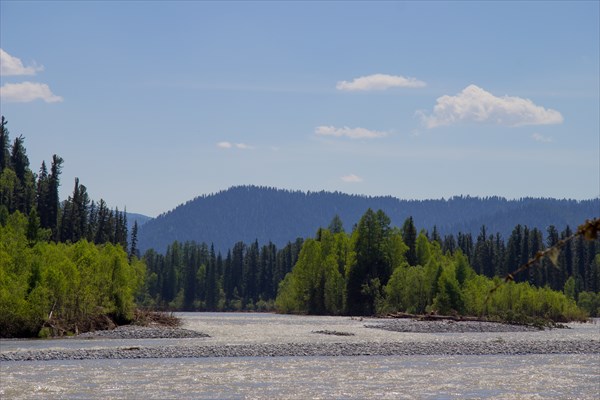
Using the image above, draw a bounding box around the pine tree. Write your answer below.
[0,116,10,173]
[48,155,63,240]
[10,135,34,213]
[402,216,417,266]
[346,209,395,315]
[36,161,51,229]
[129,221,139,261]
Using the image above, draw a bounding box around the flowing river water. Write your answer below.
[1,313,599,399]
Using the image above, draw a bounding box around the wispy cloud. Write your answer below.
[216,141,254,149]
[532,132,553,143]
[0,82,63,103]
[420,84,564,128]
[0,49,44,76]
[341,174,363,183]
[336,73,426,91]
[315,125,388,139]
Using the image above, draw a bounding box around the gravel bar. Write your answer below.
[2,339,598,362]
[76,325,209,339]
[365,319,541,333]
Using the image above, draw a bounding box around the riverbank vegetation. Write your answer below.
[139,210,598,323]
[275,210,596,324]
[0,211,145,338]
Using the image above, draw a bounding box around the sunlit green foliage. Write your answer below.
[276,209,592,323]
[276,229,351,315]
[0,212,145,337]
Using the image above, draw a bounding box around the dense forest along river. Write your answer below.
[1,313,599,399]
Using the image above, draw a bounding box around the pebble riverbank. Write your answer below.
[364,318,541,333]
[76,325,210,340]
[1,320,598,362]
[1,339,598,362]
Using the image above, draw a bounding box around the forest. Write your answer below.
[1,115,599,338]
[140,211,600,322]
[0,117,143,337]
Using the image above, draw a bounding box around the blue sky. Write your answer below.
[1,1,598,217]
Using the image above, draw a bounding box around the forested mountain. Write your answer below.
[138,185,599,253]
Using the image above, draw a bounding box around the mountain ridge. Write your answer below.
[137,185,599,253]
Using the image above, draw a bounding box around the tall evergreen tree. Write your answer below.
[402,216,417,266]
[0,116,10,173]
[9,135,35,213]
[129,221,139,261]
[347,209,395,315]
[36,161,51,229]
[48,155,63,240]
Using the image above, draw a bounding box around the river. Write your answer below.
[1,313,599,399]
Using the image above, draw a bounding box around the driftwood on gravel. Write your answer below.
[133,310,181,327]
[383,312,491,323]
[312,330,355,336]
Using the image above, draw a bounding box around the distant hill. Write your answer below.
[137,185,599,253]
[126,212,153,233]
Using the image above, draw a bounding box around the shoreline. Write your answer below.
[2,318,599,362]
[2,339,598,362]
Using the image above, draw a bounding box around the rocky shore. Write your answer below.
[365,318,541,333]
[1,319,598,362]
[76,325,209,340]
[2,338,598,362]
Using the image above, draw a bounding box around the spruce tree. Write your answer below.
[0,116,10,173]
[129,221,139,261]
[48,155,63,240]
[402,216,417,266]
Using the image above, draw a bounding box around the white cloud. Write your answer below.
[315,125,388,139]
[217,141,233,149]
[336,73,426,91]
[0,49,44,76]
[420,84,564,128]
[341,174,363,183]
[217,141,254,149]
[0,82,63,103]
[532,132,553,143]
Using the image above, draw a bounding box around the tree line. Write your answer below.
[139,210,599,319]
[433,223,598,295]
[276,210,599,321]
[141,239,304,311]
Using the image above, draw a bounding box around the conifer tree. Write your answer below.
[48,155,63,240]
[129,221,139,261]
[402,216,417,266]
[0,116,10,173]
[36,161,50,229]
